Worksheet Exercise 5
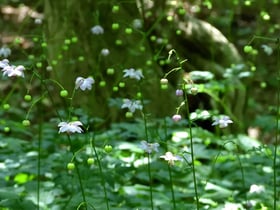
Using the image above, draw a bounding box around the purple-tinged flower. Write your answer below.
[123,68,144,80]
[91,25,104,35]
[160,152,181,165]
[0,59,9,68]
[140,140,159,154]
[175,89,183,96]
[75,76,95,91]
[58,121,83,134]
[121,99,143,113]
[172,114,182,122]
[212,116,233,128]
[2,65,25,77]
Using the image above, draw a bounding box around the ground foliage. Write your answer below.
[0,0,279,210]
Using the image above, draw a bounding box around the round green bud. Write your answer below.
[150,35,156,42]
[178,8,186,15]
[125,111,133,118]
[176,30,182,35]
[28,55,35,60]
[58,54,63,60]
[99,81,106,87]
[112,5,119,13]
[119,82,125,88]
[146,60,152,66]
[161,84,168,90]
[125,28,133,34]
[243,45,253,53]
[112,86,119,92]
[4,127,10,133]
[51,60,58,66]
[115,39,122,46]
[112,23,120,30]
[104,145,113,153]
[67,162,75,170]
[140,46,145,52]
[87,158,94,165]
[24,95,32,101]
[78,56,84,62]
[60,90,68,98]
[106,68,115,75]
[64,39,71,45]
[71,37,78,43]
[136,92,142,99]
[36,62,42,68]
[41,42,47,48]
[14,37,21,44]
[159,60,165,66]
[166,16,173,22]
[62,45,69,51]
[22,120,30,127]
[33,37,39,42]
[3,103,10,110]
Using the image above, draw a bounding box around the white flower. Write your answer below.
[132,19,142,29]
[75,76,95,91]
[101,48,110,56]
[160,152,181,165]
[58,121,83,134]
[140,140,159,154]
[121,99,143,113]
[0,47,11,58]
[123,68,144,80]
[261,44,273,56]
[0,59,9,68]
[249,184,265,194]
[2,65,25,77]
[34,18,43,25]
[212,116,233,128]
[91,25,104,35]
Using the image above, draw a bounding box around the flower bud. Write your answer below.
[172,114,181,122]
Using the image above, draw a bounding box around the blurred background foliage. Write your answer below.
[1,0,279,136]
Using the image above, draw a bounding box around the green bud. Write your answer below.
[60,90,68,97]
[104,145,113,153]
[67,162,75,170]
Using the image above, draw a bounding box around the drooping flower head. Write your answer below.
[91,25,104,35]
[212,115,233,128]
[75,76,95,91]
[140,140,159,154]
[123,68,144,80]
[58,121,83,134]
[172,114,182,122]
[121,98,143,113]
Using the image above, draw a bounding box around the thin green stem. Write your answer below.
[67,135,87,210]
[147,153,154,210]
[273,39,280,210]
[37,106,42,210]
[183,93,200,210]
[142,112,154,210]
[163,118,176,209]
[91,137,110,210]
